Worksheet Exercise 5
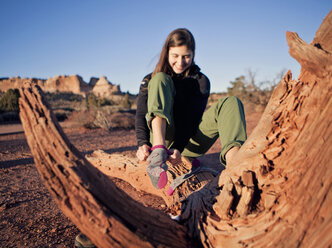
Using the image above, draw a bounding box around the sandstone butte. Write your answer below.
[17,10,332,248]
[0,74,120,97]
[92,76,120,98]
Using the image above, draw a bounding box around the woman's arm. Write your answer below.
[135,74,152,160]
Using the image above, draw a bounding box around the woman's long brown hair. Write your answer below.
[152,28,196,77]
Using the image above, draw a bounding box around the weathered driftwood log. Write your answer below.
[19,10,332,248]
[86,150,217,212]
[19,85,191,247]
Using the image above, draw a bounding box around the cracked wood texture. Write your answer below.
[85,150,216,213]
[19,10,332,248]
[181,10,332,247]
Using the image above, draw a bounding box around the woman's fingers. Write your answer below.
[137,145,151,161]
[169,149,181,165]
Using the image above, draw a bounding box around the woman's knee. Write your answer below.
[150,72,173,87]
[148,72,175,99]
[218,96,242,107]
[215,96,244,114]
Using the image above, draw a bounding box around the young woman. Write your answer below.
[135,28,247,189]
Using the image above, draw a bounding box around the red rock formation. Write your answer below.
[43,75,91,96]
[0,76,44,92]
[18,10,332,248]
[0,75,120,96]
[92,76,121,98]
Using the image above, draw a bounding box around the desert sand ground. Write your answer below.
[0,111,262,247]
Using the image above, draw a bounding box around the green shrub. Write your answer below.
[86,93,114,108]
[86,93,98,108]
[98,98,114,106]
[120,94,132,109]
[227,75,274,107]
[45,92,84,102]
[226,70,286,109]
[0,89,20,113]
[44,92,85,112]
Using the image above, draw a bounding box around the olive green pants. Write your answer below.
[146,72,247,166]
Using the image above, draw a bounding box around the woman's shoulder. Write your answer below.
[190,65,209,81]
[142,73,152,83]
[138,73,153,96]
[192,66,210,86]
[139,73,152,89]
[190,65,210,95]
[197,71,210,84]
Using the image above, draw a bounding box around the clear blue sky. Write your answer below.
[0,1,330,94]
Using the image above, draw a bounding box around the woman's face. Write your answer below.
[168,45,193,74]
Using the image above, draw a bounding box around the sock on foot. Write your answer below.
[147,145,172,189]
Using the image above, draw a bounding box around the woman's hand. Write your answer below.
[168,149,182,165]
[136,144,151,161]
